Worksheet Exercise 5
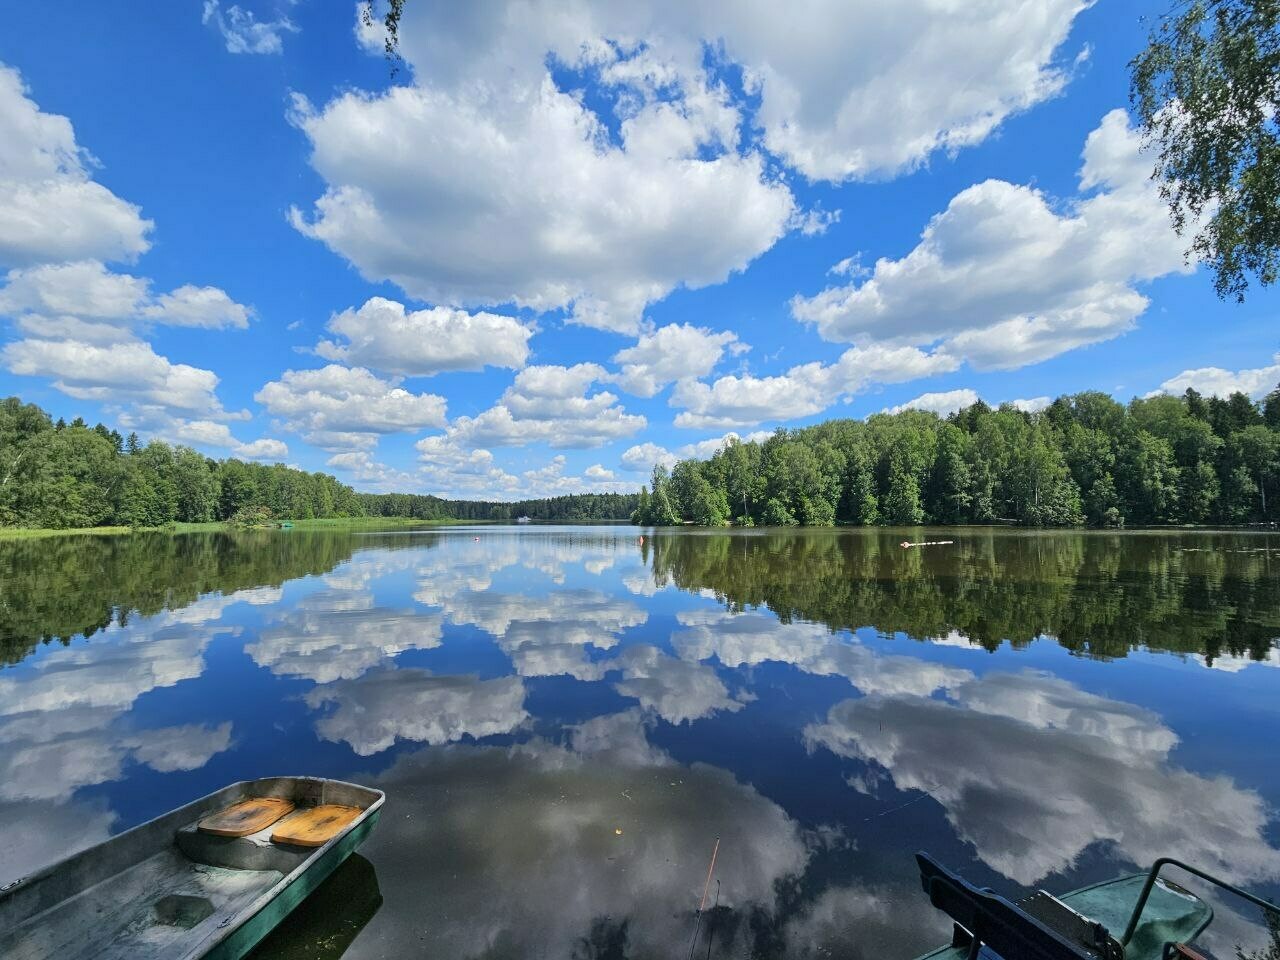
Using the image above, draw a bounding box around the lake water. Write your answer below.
[2,525,1279,958]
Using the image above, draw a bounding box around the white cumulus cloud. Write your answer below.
[133,415,287,460]
[255,364,448,448]
[621,441,678,473]
[791,110,1191,371]
[142,283,251,330]
[288,0,1090,334]
[429,363,645,450]
[673,345,957,429]
[693,0,1089,182]
[4,338,234,418]
[290,72,792,334]
[0,72,255,431]
[315,296,535,376]
[1150,353,1280,400]
[414,436,638,500]
[1,261,251,340]
[415,437,523,498]
[611,322,743,397]
[323,450,423,493]
[0,65,151,268]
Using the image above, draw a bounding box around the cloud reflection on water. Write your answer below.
[357,709,819,958]
[1,527,1278,958]
[248,601,442,682]
[0,586,258,803]
[805,671,1280,887]
[0,585,272,881]
[672,609,974,698]
[306,668,528,756]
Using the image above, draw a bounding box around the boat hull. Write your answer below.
[0,777,384,960]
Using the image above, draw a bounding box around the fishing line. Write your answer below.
[685,837,720,960]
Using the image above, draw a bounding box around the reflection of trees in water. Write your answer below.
[0,530,440,666]
[645,530,1280,661]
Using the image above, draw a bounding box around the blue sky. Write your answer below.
[1,1,1276,498]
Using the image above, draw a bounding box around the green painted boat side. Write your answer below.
[915,873,1212,960]
[203,810,380,960]
[241,854,382,960]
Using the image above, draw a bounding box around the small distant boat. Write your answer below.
[278,521,294,529]
[914,851,1279,960]
[0,776,384,960]
[516,516,531,524]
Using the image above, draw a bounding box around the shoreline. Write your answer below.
[1,519,1274,540]
[0,517,480,540]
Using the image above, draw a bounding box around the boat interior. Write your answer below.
[0,777,382,960]
[915,853,1214,960]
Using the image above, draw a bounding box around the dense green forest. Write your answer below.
[634,387,1280,528]
[0,397,365,529]
[359,491,639,522]
[0,396,639,530]
[10,385,1280,532]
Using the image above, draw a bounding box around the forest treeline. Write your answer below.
[9,384,1279,532]
[0,396,638,530]
[359,491,639,522]
[634,387,1280,528]
[0,397,365,528]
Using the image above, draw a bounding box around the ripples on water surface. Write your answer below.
[1,525,1279,958]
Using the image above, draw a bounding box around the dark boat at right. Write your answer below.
[914,852,1280,960]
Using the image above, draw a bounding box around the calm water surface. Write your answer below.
[2,525,1279,958]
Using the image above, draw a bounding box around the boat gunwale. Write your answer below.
[913,870,1216,960]
[0,776,385,960]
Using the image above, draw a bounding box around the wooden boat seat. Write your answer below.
[197,797,295,838]
[271,805,362,847]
